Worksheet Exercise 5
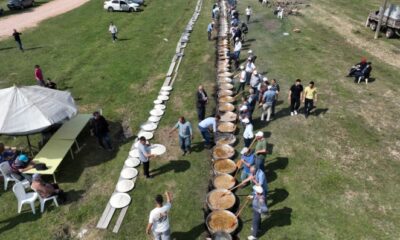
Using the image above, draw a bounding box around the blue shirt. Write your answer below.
[241,153,255,173]
[254,169,268,196]
[263,89,276,104]
[207,23,213,32]
[174,121,192,138]
[138,143,150,163]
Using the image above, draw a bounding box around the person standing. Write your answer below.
[169,117,193,156]
[260,86,276,122]
[196,85,208,121]
[34,65,45,86]
[109,22,118,42]
[12,29,24,52]
[238,147,255,181]
[242,118,254,148]
[207,21,214,40]
[247,186,268,240]
[237,65,246,94]
[245,6,252,23]
[198,115,220,148]
[245,57,256,85]
[147,191,173,240]
[288,79,303,116]
[90,111,113,150]
[303,81,317,118]
[254,132,267,171]
[233,37,242,68]
[270,79,280,117]
[138,136,155,179]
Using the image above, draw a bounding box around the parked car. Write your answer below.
[103,0,139,12]
[366,4,400,38]
[7,0,34,10]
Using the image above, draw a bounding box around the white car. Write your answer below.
[104,0,139,12]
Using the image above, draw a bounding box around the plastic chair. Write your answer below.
[12,182,38,214]
[0,162,18,191]
[32,188,59,213]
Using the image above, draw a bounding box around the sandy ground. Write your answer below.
[0,0,90,40]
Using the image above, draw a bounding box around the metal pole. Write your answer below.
[26,135,34,156]
[374,0,389,39]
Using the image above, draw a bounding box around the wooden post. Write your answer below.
[374,0,389,39]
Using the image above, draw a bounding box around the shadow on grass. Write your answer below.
[0,47,14,51]
[265,157,288,183]
[24,46,43,51]
[150,160,191,177]
[259,207,292,235]
[64,189,85,204]
[268,188,289,207]
[171,223,204,240]
[0,211,41,234]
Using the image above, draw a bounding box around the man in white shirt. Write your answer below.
[242,118,254,147]
[245,58,256,85]
[236,65,246,94]
[108,22,118,42]
[147,191,173,240]
[245,6,252,23]
[198,115,220,147]
[233,37,242,68]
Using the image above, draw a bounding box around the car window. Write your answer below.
[120,1,126,4]
[112,0,118,3]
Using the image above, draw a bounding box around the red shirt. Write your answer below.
[35,68,43,81]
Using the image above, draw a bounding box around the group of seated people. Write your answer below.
[1,143,65,202]
[347,58,373,83]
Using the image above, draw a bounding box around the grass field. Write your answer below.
[1,0,400,239]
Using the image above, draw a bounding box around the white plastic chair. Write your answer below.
[32,188,59,213]
[0,162,30,190]
[12,182,38,214]
[0,162,18,191]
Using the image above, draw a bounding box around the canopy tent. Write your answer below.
[0,86,78,154]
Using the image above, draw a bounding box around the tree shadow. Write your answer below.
[150,160,191,177]
[268,188,289,207]
[0,211,41,234]
[171,223,204,240]
[259,207,292,235]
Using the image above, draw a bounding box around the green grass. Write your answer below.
[1,0,400,239]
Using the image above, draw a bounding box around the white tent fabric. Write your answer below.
[0,86,77,135]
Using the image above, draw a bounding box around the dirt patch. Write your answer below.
[202,54,211,63]
[78,103,98,113]
[264,19,281,32]
[130,73,165,94]
[154,127,181,161]
[305,5,400,69]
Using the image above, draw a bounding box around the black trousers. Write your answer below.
[290,98,301,112]
[304,98,314,116]
[247,15,250,23]
[142,161,150,177]
[208,31,211,40]
[197,106,206,121]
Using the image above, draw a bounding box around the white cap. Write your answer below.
[240,147,249,154]
[263,77,268,82]
[256,131,264,137]
[247,57,252,61]
[242,118,250,124]
[253,185,263,194]
[240,105,248,111]
[235,37,239,41]
[267,85,272,90]
[248,50,253,54]
[240,65,244,70]
[253,70,258,74]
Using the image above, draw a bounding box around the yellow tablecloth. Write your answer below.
[52,114,92,140]
[25,139,75,175]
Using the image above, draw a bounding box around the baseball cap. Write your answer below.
[242,118,250,124]
[240,105,248,111]
[253,185,263,194]
[241,147,249,154]
[255,131,264,137]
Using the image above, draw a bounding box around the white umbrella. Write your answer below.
[0,85,77,135]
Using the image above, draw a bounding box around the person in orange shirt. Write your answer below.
[303,81,317,118]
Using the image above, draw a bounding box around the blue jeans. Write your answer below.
[252,210,261,237]
[98,132,112,150]
[153,229,170,240]
[179,135,191,152]
[199,126,211,145]
[255,156,265,171]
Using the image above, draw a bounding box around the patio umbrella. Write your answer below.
[0,85,78,153]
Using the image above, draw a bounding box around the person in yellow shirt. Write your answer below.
[303,81,317,118]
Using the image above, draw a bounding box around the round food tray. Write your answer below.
[110,193,131,209]
[159,91,170,96]
[154,99,163,104]
[141,122,157,131]
[125,157,141,168]
[154,104,166,110]
[161,86,172,91]
[138,131,154,140]
[158,95,169,101]
[150,109,164,116]
[120,167,138,179]
[148,115,161,123]
[116,180,135,193]
[150,144,166,155]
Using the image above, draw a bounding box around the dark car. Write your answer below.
[7,0,34,10]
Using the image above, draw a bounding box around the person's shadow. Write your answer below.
[0,211,40,234]
[259,207,292,235]
[171,223,204,239]
[268,188,289,207]
[150,160,190,177]
[265,157,288,183]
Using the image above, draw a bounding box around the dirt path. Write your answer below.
[305,4,400,69]
[0,0,90,40]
